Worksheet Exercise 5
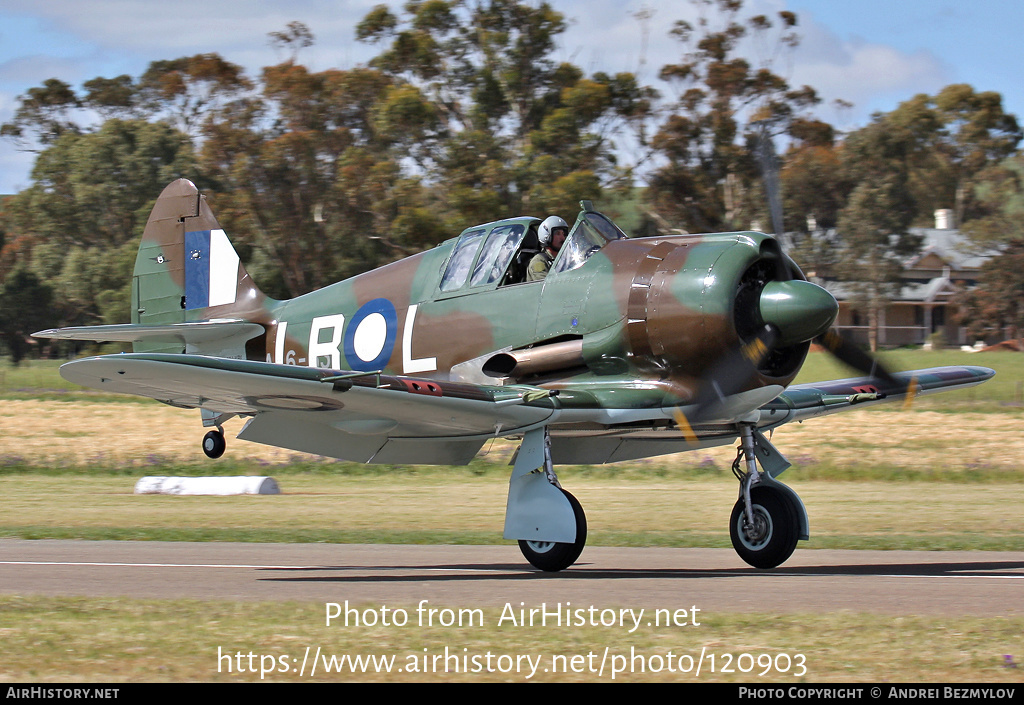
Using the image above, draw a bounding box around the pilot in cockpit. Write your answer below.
[526,216,569,282]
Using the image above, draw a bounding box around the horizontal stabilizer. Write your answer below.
[33,320,264,350]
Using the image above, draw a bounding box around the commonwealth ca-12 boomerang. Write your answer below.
[36,179,994,571]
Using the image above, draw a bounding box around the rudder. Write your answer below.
[131,179,269,353]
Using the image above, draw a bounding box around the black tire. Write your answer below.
[729,486,799,569]
[518,489,587,572]
[202,430,226,459]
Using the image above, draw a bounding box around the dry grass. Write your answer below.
[1,400,1021,475]
[1,400,1021,549]
[0,401,300,466]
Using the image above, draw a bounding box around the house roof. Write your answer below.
[822,276,958,303]
[904,228,990,270]
[781,224,996,304]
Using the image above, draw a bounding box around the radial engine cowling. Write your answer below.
[625,233,837,385]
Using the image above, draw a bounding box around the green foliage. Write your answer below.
[876,84,1021,227]
[956,242,1024,343]
[780,135,846,236]
[356,0,653,221]
[137,53,252,135]
[1,120,196,338]
[199,58,405,296]
[82,74,140,120]
[649,0,818,233]
[815,87,1023,349]
[11,119,196,249]
[0,269,52,364]
[0,78,80,146]
[953,154,1024,342]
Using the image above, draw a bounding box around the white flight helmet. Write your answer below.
[538,215,569,247]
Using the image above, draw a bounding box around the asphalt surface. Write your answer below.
[2,540,1023,615]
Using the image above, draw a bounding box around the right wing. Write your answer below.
[58,352,559,465]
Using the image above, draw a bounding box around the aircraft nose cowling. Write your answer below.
[759,280,838,346]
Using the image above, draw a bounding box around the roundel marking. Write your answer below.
[353,313,388,361]
[344,298,398,371]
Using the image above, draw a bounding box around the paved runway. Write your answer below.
[2,540,1022,615]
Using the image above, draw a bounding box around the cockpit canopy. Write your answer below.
[437,202,627,295]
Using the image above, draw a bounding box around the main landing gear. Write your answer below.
[504,423,806,572]
[728,423,806,569]
[517,488,587,572]
[504,426,588,572]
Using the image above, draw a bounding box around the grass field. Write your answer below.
[0,350,1021,682]
[2,596,1021,683]
[1,473,1021,551]
[1,348,1022,547]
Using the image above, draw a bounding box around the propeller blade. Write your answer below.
[676,324,780,441]
[902,375,919,410]
[756,127,784,239]
[814,329,905,392]
[754,123,789,281]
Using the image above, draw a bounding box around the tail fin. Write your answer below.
[131,179,270,354]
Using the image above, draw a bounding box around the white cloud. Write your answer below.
[788,24,950,127]
[559,0,952,128]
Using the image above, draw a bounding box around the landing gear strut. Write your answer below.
[729,423,804,569]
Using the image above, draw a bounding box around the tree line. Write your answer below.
[1,0,1022,363]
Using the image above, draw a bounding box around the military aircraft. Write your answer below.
[35,179,994,572]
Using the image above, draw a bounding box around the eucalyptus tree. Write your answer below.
[355,0,654,221]
[648,0,822,233]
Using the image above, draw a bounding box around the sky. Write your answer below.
[1,0,1022,195]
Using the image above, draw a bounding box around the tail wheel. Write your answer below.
[730,486,799,569]
[518,489,587,572]
[202,430,226,459]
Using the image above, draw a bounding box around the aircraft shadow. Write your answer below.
[256,558,1024,584]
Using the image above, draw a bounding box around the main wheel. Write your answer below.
[730,486,799,569]
[518,489,587,572]
[202,430,226,459]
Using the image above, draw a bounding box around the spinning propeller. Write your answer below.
[674,127,915,440]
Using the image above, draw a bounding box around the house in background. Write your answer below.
[638,200,994,349]
[819,210,989,348]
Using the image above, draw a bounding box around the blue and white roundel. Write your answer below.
[343,298,398,371]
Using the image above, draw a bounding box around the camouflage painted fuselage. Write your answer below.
[132,180,808,413]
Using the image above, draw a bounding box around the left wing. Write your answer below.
[57,354,995,466]
[59,353,560,465]
[758,365,995,428]
[547,365,995,465]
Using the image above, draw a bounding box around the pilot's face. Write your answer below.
[551,227,568,251]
